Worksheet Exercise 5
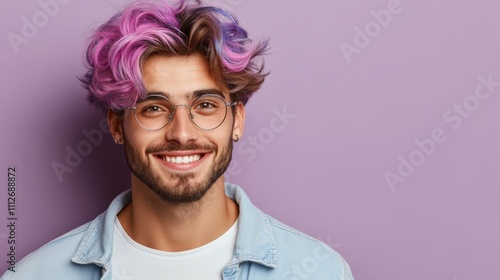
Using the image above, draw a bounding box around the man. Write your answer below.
[1,0,353,279]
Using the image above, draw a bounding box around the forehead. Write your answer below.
[142,54,225,100]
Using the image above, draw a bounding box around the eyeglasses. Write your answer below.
[130,94,237,131]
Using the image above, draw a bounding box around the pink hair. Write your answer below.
[81,0,268,111]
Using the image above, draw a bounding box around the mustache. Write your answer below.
[145,142,217,154]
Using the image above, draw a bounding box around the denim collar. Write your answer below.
[70,183,278,273]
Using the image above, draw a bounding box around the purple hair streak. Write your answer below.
[81,0,268,111]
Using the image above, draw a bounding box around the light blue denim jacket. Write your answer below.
[1,183,354,279]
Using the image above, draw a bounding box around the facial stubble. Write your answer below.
[123,135,233,204]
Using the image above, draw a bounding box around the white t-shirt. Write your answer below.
[111,218,238,280]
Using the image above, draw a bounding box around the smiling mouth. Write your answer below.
[161,154,202,164]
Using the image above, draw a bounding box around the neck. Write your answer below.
[117,175,239,252]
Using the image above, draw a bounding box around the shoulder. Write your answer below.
[264,213,354,280]
[225,183,354,279]
[1,221,99,280]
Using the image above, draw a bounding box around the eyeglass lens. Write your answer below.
[133,94,231,130]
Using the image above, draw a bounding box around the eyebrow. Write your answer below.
[192,89,225,99]
[144,88,225,101]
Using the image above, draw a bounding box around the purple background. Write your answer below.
[1,0,499,279]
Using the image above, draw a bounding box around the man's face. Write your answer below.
[117,54,244,204]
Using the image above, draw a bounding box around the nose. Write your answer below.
[163,105,198,144]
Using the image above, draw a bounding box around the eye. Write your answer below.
[192,98,221,116]
[193,95,224,110]
[144,105,163,113]
[197,101,216,110]
[138,101,171,117]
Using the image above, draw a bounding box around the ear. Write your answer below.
[107,109,124,144]
[232,102,245,142]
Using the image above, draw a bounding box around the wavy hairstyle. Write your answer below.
[81,0,268,111]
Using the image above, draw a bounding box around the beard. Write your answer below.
[123,136,233,204]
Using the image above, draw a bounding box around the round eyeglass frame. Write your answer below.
[130,94,237,131]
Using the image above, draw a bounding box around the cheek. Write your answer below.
[122,116,154,148]
[211,126,234,148]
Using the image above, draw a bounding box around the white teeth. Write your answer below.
[163,154,201,164]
